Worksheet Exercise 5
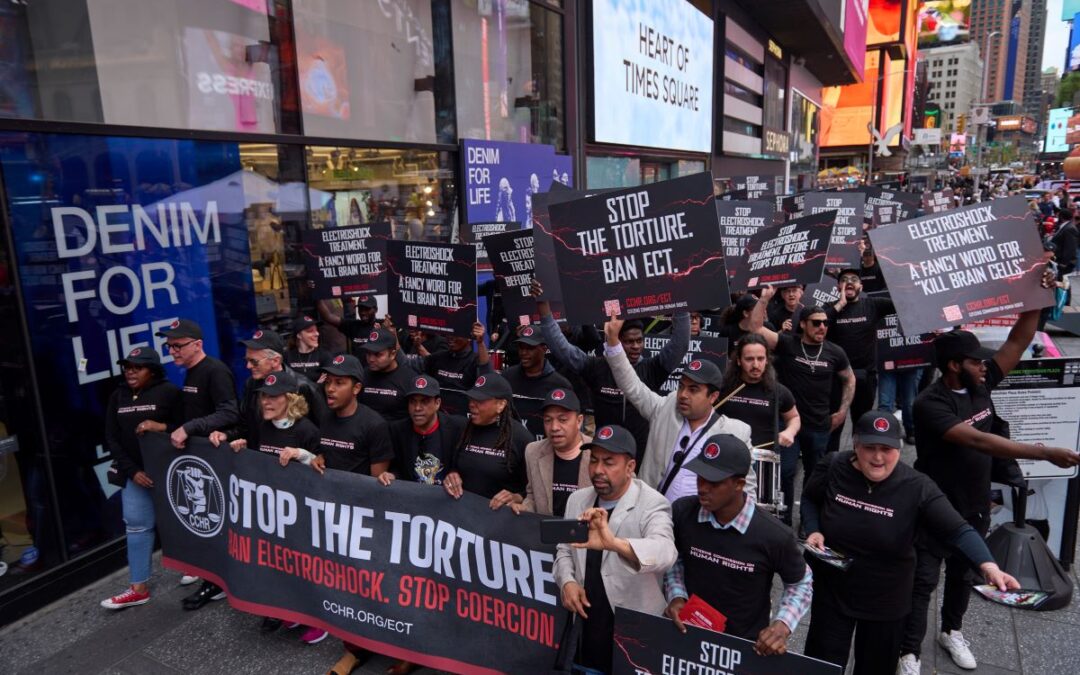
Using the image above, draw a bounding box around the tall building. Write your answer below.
[922,41,984,133]
[970,0,1047,119]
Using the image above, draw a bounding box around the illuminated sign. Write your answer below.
[767,39,783,60]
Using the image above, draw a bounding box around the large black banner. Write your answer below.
[459,221,522,271]
[717,200,776,283]
[143,436,566,675]
[300,222,391,299]
[876,313,935,372]
[803,192,866,269]
[730,212,834,292]
[611,608,841,675]
[386,240,478,336]
[548,173,730,323]
[484,229,566,325]
[642,333,729,394]
[869,197,1053,335]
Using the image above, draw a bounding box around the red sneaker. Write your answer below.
[299,626,328,644]
[100,586,150,610]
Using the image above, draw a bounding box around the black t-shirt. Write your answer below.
[402,422,448,485]
[360,362,419,423]
[913,359,1004,518]
[718,381,796,447]
[255,417,321,458]
[551,454,583,518]
[340,319,378,355]
[423,348,479,390]
[451,421,531,499]
[672,496,806,639]
[859,259,887,293]
[318,405,395,474]
[105,379,184,479]
[180,355,238,435]
[580,355,671,462]
[285,347,330,383]
[580,504,617,674]
[802,451,967,620]
[503,365,573,439]
[824,295,895,371]
[768,303,803,334]
[774,334,850,431]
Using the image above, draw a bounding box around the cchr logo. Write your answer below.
[166,456,225,538]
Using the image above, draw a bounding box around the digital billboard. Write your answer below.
[918,1,972,47]
[844,0,869,80]
[1064,0,1080,21]
[868,0,904,46]
[821,51,879,147]
[1045,108,1073,154]
[1070,12,1080,72]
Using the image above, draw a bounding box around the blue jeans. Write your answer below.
[122,479,155,585]
[782,428,831,524]
[878,368,921,436]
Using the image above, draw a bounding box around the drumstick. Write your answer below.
[712,383,747,410]
[753,441,774,449]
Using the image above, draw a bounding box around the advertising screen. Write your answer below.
[844,0,869,79]
[591,0,714,153]
[821,51,878,147]
[918,1,971,47]
[1064,0,1080,21]
[867,0,904,46]
[1045,108,1073,153]
[1070,13,1080,72]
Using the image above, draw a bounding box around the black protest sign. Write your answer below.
[386,240,477,336]
[642,334,729,394]
[716,200,776,282]
[720,189,751,201]
[731,175,777,199]
[731,211,835,291]
[484,229,566,325]
[459,221,522,271]
[877,313,935,371]
[774,192,806,224]
[804,192,866,269]
[854,186,918,226]
[922,188,955,215]
[869,197,1053,335]
[803,276,841,307]
[548,173,729,323]
[513,395,547,441]
[143,436,566,675]
[300,222,391,299]
[878,188,922,219]
[531,189,609,310]
[611,607,841,675]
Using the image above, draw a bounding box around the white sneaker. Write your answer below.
[179,575,199,586]
[896,653,920,675]
[939,630,977,669]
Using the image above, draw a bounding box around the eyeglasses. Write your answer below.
[167,341,196,352]
[246,355,271,367]
[808,319,828,327]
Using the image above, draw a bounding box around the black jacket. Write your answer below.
[388,411,467,480]
[232,366,328,445]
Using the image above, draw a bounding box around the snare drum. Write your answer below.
[751,447,784,515]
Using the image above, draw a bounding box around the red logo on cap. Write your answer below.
[522,326,534,337]
[703,443,720,459]
[415,377,429,389]
[332,355,345,365]
[369,331,380,341]
[170,319,180,329]
[874,417,890,432]
[475,376,487,387]
[688,360,703,371]
[130,348,141,357]
[551,389,566,401]
[303,315,313,322]
[253,330,264,339]
[265,374,277,386]
[360,295,370,302]
[598,426,614,440]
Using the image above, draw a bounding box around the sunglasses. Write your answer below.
[808,319,828,327]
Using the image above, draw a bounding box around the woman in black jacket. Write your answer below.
[100,347,183,610]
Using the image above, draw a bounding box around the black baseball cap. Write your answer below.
[359,327,397,352]
[837,267,862,280]
[117,346,163,368]
[294,314,319,333]
[542,387,580,413]
[684,434,751,483]
[465,373,514,401]
[515,324,546,346]
[354,295,378,309]
[853,411,903,449]
[258,370,300,396]
[156,318,203,340]
[405,374,441,398]
[734,293,758,314]
[582,424,636,457]
[934,329,995,363]
[320,353,363,380]
[681,358,723,388]
[240,328,286,354]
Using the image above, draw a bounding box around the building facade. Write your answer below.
[922,41,984,134]
[971,0,1047,122]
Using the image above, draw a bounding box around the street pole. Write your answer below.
[975,30,1001,195]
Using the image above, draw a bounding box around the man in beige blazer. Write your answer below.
[553,424,677,674]
[514,387,592,517]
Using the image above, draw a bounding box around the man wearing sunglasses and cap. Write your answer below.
[663,433,811,657]
[554,424,677,675]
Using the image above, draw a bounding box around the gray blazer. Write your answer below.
[520,436,593,516]
[553,479,677,617]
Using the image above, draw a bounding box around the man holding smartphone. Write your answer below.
[554,425,677,675]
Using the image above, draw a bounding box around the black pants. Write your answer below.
[901,516,989,657]
[805,588,903,675]
[828,370,877,453]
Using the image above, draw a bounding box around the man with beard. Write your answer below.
[554,425,677,675]
[898,318,1080,674]
[377,374,466,487]
[513,388,592,517]
[501,325,573,439]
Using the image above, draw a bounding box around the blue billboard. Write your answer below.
[461,139,573,225]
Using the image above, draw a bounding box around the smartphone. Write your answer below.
[540,518,589,545]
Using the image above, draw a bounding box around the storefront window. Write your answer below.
[791,90,820,191]
[586,155,705,189]
[0,0,300,134]
[452,0,565,149]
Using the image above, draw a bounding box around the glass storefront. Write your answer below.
[585,155,707,189]
[790,89,821,191]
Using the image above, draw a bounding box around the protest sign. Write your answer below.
[143,436,565,675]
[731,175,777,199]
[730,211,835,292]
[803,276,841,307]
[529,189,603,309]
[716,200,775,282]
[922,188,955,214]
[547,173,729,323]
[869,197,1053,334]
[462,139,559,226]
[484,230,565,325]
[774,192,806,224]
[458,221,522,271]
[804,191,866,269]
[386,240,477,336]
[877,313,935,371]
[642,333,729,394]
[300,222,391,299]
[720,189,751,201]
[991,358,1080,479]
[611,607,841,675]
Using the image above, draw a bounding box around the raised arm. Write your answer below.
[748,286,779,350]
[656,312,691,372]
[534,280,587,372]
[603,315,664,420]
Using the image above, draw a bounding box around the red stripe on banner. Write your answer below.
[162,556,505,675]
